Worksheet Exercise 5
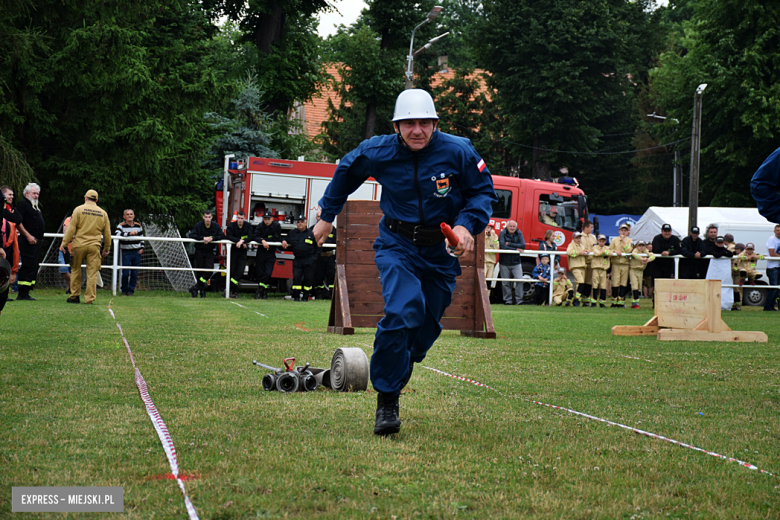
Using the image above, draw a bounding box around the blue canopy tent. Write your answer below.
[592,214,642,242]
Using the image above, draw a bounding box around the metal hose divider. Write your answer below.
[276,372,300,393]
[329,347,369,392]
[262,373,278,391]
[301,373,319,392]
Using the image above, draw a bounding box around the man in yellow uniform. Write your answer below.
[566,231,588,306]
[609,223,633,307]
[484,224,499,280]
[629,240,655,309]
[590,234,611,307]
[579,220,597,306]
[61,189,112,304]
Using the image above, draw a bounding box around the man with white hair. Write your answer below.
[15,183,45,301]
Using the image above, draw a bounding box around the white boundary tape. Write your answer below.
[421,365,776,478]
[109,307,200,519]
[230,301,267,317]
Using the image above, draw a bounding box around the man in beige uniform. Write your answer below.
[61,190,111,304]
[579,220,597,306]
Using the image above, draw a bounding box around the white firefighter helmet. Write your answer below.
[392,89,439,122]
[0,256,11,293]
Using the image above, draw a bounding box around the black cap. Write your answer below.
[716,236,725,243]
[690,226,700,234]
[262,210,274,218]
[295,215,306,221]
[661,224,672,232]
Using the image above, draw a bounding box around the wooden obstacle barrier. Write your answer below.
[612,279,767,342]
[327,200,496,338]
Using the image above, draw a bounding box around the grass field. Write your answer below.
[2,288,779,519]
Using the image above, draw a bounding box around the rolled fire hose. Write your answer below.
[328,347,369,392]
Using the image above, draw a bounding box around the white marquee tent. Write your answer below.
[631,207,776,246]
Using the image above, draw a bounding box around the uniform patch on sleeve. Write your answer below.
[477,159,486,172]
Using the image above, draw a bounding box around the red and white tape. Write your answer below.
[110,306,200,519]
[421,365,775,478]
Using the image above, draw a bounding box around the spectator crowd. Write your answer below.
[0,184,339,316]
[485,218,780,312]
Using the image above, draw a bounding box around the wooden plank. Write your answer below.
[658,329,768,343]
[346,301,475,319]
[654,291,707,305]
[352,315,383,328]
[451,292,477,307]
[655,279,709,294]
[442,317,471,330]
[346,250,379,265]
[345,238,378,251]
[656,302,707,318]
[335,264,353,329]
[611,325,660,336]
[704,279,722,332]
[344,200,383,215]
[345,263,380,279]
[474,232,485,269]
[443,304,476,319]
[658,315,708,330]
[475,267,496,338]
[644,316,659,327]
[346,288,384,304]
[345,225,381,239]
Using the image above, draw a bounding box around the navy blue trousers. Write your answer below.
[371,221,460,395]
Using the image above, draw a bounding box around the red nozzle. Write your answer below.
[440,223,459,247]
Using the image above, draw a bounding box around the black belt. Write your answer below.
[384,217,445,246]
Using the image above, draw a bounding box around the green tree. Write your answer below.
[432,68,514,175]
[474,0,663,189]
[203,74,279,172]
[0,0,46,194]
[1,1,226,228]
[204,0,330,119]
[650,0,780,207]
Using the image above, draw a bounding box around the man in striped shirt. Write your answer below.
[116,209,144,295]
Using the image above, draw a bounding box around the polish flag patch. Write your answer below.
[477,158,486,172]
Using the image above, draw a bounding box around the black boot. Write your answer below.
[374,393,401,435]
[16,286,35,301]
[261,287,268,300]
[189,285,198,298]
[254,287,262,300]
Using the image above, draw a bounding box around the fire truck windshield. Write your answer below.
[538,195,582,231]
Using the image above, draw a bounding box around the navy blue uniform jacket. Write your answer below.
[318,131,496,235]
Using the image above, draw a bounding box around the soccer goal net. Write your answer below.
[38,215,196,292]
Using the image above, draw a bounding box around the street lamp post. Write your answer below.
[404,6,444,90]
[222,154,235,229]
[646,112,682,207]
[688,83,707,233]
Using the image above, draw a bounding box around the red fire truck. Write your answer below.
[217,157,589,293]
